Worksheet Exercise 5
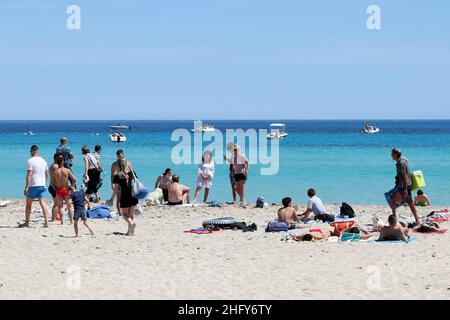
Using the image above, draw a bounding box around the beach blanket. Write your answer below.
[157,203,206,208]
[87,205,111,219]
[369,237,417,244]
[184,228,212,235]
[424,210,450,223]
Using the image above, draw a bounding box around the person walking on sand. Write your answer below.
[112,159,137,236]
[168,175,190,205]
[82,146,101,203]
[69,186,94,237]
[110,149,133,212]
[391,148,420,225]
[51,155,76,225]
[154,168,172,203]
[224,144,249,207]
[56,137,74,170]
[48,153,61,222]
[21,145,50,228]
[193,150,215,204]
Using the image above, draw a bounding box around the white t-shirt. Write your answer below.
[27,156,48,187]
[307,195,326,216]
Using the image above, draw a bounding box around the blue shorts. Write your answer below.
[27,186,47,199]
[74,209,87,221]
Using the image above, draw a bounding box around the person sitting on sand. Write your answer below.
[292,228,332,242]
[168,175,190,205]
[69,186,94,237]
[378,214,410,242]
[277,197,309,228]
[51,155,76,225]
[300,188,327,220]
[414,190,431,207]
[154,168,172,203]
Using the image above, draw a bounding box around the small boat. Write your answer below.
[92,132,100,136]
[109,131,127,142]
[267,123,288,140]
[109,124,131,130]
[362,124,380,134]
[24,131,35,136]
[191,124,216,132]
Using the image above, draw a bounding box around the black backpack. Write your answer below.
[340,202,355,218]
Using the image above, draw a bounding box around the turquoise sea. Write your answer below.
[1,120,449,205]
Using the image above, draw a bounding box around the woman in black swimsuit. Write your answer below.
[112,159,138,236]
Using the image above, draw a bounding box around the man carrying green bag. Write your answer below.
[390,149,420,225]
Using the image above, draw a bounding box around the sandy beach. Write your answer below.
[1,200,449,300]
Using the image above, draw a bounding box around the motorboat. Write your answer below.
[24,131,35,136]
[92,132,100,136]
[191,124,216,132]
[362,125,380,134]
[109,124,131,130]
[109,131,127,142]
[267,123,288,140]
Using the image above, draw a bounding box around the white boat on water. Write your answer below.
[24,131,35,136]
[191,124,216,132]
[110,124,131,130]
[109,131,127,142]
[362,124,380,134]
[267,123,288,140]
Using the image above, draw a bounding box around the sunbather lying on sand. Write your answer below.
[378,214,411,241]
[292,228,332,242]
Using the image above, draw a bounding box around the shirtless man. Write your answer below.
[51,155,76,225]
[277,197,303,228]
[167,175,190,205]
[378,214,410,242]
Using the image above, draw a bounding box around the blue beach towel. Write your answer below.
[370,236,417,244]
[86,205,111,219]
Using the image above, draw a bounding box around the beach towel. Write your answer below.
[370,237,417,243]
[86,205,111,219]
[424,210,450,223]
[340,232,361,242]
[384,187,407,208]
[184,228,212,235]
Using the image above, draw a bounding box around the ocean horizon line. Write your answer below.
[2,119,450,122]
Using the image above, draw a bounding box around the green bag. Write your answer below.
[340,232,361,242]
[411,170,426,191]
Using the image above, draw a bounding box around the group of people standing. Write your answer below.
[154,144,250,207]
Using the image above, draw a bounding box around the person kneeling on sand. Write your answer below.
[69,186,94,237]
[378,214,410,242]
[278,197,310,228]
[168,175,190,205]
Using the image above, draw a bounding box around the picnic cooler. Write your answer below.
[411,170,426,191]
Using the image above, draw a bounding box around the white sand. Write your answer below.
[1,200,450,300]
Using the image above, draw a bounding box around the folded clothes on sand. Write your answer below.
[184,228,212,235]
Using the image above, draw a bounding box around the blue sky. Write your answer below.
[0,0,449,120]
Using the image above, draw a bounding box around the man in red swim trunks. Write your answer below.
[51,155,77,225]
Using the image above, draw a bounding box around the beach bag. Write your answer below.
[265,221,289,232]
[131,170,144,198]
[315,213,335,223]
[330,221,355,237]
[340,232,361,242]
[340,202,355,218]
[411,170,426,191]
[384,186,406,209]
[255,197,267,208]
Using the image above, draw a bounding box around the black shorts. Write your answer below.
[234,173,247,182]
[74,209,87,221]
[162,188,169,202]
[48,185,56,198]
[168,201,182,206]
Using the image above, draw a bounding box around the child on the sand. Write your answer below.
[69,186,94,237]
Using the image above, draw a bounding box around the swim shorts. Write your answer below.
[73,209,87,221]
[27,186,47,199]
[56,187,69,198]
